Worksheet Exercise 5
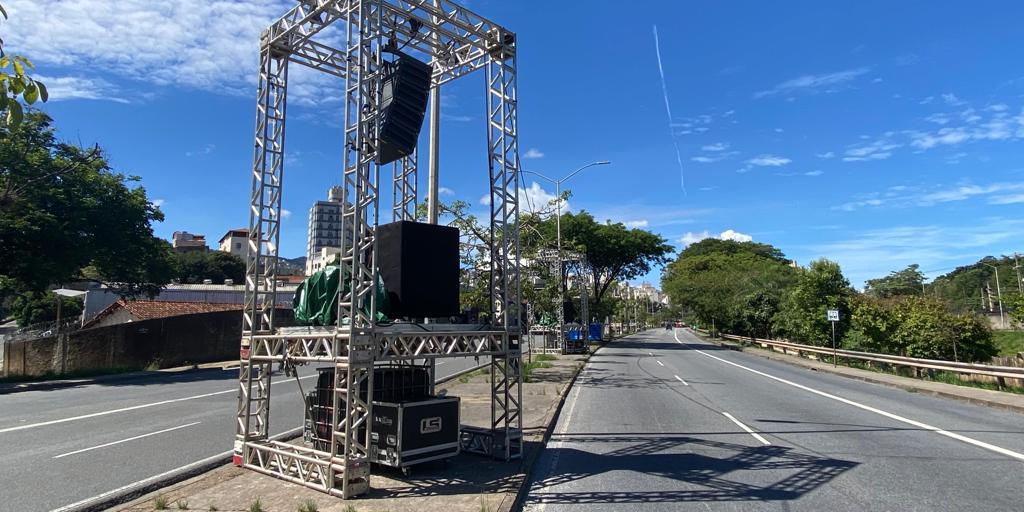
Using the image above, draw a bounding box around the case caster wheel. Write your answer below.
[401,466,411,477]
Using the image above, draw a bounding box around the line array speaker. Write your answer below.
[376,52,433,165]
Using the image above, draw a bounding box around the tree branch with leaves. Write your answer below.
[0,2,48,126]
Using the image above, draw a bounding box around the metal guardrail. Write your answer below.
[693,329,1024,381]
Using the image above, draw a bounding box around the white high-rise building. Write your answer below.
[306,187,345,275]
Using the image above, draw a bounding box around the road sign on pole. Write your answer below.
[827,309,839,366]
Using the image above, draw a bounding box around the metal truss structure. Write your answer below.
[235,0,521,499]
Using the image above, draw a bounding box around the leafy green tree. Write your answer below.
[173,250,245,284]
[1005,293,1024,328]
[10,291,83,327]
[662,240,796,336]
[0,3,48,126]
[774,259,852,345]
[527,211,674,312]
[0,112,173,300]
[865,264,924,298]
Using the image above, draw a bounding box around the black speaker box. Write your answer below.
[376,53,433,165]
[377,220,460,318]
[563,300,577,323]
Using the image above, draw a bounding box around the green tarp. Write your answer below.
[293,266,389,326]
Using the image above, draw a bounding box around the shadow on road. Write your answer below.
[525,434,857,505]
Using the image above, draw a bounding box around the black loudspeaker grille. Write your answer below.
[377,220,460,318]
[377,53,433,165]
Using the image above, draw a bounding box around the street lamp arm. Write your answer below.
[521,169,557,184]
[561,160,611,183]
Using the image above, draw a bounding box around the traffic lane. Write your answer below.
[0,373,311,512]
[644,329,1023,511]
[0,359,480,511]
[0,366,242,430]
[525,334,862,512]
[665,328,1024,458]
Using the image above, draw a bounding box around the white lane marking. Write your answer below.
[51,426,302,512]
[648,352,654,356]
[0,374,317,435]
[722,412,770,445]
[53,422,201,459]
[674,375,689,386]
[674,330,1024,462]
[657,361,664,367]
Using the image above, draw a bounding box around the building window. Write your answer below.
[235,242,241,250]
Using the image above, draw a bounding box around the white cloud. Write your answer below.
[624,220,649,228]
[941,93,966,106]
[679,229,752,246]
[479,194,491,206]
[804,170,824,176]
[701,142,729,152]
[33,75,128,103]
[754,67,870,98]
[439,187,455,196]
[152,199,166,207]
[720,229,753,243]
[3,0,342,106]
[747,155,791,167]
[185,143,216,157]
[833,181,1024,211]
[810,219,1024,287]
[519,182,570,213]
[842,138,902,161]
[524,148,544,159]
[679,231,711,245]
[990,194,1024,205]
[281,209,292,220]
[442,114,473,122]
[815,151,835,159]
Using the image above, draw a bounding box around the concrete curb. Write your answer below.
[0,360,239,395]
[690,330,1024,415]
[57,428,303,512]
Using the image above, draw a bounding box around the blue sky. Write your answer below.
[6,0,1024,287]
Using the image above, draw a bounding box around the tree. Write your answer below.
[661,239,796,336]
[0,112,173,300]
[865,264,924,298]
[10,291,83,327]
[527,211,674,315]
[774,259,852,345]
[173,251,245,284]
[0,3,48,126]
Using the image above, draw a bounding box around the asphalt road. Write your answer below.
[0,355,483,512]
[524,328,1024,511]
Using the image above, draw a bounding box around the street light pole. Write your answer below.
[984,263,1006,329]
[523,160,610,348]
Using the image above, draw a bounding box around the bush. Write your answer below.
[10,291,83,327]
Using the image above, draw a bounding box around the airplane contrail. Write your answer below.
[652,25,686,194]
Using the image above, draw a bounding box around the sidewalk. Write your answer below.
[111,351,592,512]
[0,360,239,394]
[696,331,1024,414]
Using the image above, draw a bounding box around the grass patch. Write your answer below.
[993,330,1024,357]
[297,499,318,512]
[154,496,169,510]
[522,360,553,383]
[249,497,264,512]
[176,498,189,510]
[458,367,489,383]
[532,353,558,362]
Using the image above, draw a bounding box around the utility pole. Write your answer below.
[1015,253,1022,294]
[426,0,442,225]
[983,263,1006,329]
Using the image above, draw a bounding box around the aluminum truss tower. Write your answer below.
[235,0,522,499]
